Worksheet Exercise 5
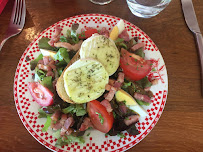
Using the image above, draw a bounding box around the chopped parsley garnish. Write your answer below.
[96,112,104,124]
[129,26,132,30]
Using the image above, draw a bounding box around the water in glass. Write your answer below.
[126,0,171,18]
[89,0,113,5]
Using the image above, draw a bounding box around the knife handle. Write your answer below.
[194,33,203,96]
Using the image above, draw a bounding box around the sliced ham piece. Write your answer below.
[52,121,62,131]
[66,128,73,136]
[104,72,125,101]
[109,79,116,86]
[99,27,109,38]
[101,99,113,113]
[119,104,128,114]
[52,114,68,131]
[134,92,152,103]
[105,84,111,91]
[46,71,55,78]
[124,115,140,126]
[79,117,93,131]
[38,59,44,64]
[118,29,130,41]
[54,40,83,51]
[60,116,75,136]
[51,111,60,122]
[49,63,56,70]
[105,89,116,101]
[48,25,62,47]
[50,111,61,129]
[37,64,52,71]
[113,81,122,89]
[43,56,50,65]
[131,42,145,51]
[117,72,125,84]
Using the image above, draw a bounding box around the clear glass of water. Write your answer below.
[126,0,171,18]
[89,0,113,5]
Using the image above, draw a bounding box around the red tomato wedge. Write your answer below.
[28,82,54,106]
[87,100,114,133]
[120,48,152,81]
[79,28,98,39]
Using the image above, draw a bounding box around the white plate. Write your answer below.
[14,14,168,152]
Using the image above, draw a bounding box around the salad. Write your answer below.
[27,20,158,147]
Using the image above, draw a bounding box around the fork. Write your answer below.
[0,0,26,51]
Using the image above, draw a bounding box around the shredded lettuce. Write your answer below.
[136,99,150,106]
[62,104,87,116]
[34,67,46,82]
[55,135,85,146]
[54,48,70,64]
[30,54,43,70]
[42,115,52,132]
[53,130,61,139]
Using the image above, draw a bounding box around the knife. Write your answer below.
[181,0,203,96]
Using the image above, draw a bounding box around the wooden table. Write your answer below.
[0,0,203,151]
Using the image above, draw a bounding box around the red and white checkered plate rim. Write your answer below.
[13,14,168,152]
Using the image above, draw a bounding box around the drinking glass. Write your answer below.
[126,0,171,18]
[89,0,113,5]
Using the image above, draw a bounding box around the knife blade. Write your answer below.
[181,0,203,96]
[181,0,201,33]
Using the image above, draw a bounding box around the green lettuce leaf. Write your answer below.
[38,37,54,50]
[42,115,52,132]
[40,76,54,92]
[136,99,150,106]
[54,48,70,64]
[136,77,152,89]
[55,135,85,147]
[30,54,43,70]
[59,36,68,42]
[62,104,87,117]
[38,108,48,118]
[135,48,145,58]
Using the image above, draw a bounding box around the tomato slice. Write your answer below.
[87,100,114,133]
[120,48,152,81]
[79,29,98,39]
[28,82,54,106]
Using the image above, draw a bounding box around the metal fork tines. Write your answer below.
[0,0,26,51]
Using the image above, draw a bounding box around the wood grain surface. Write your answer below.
[0,0,203,152]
